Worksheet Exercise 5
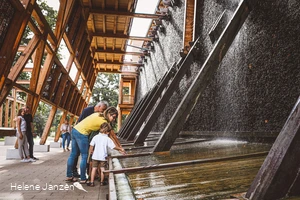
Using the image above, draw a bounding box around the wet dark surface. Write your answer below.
[117,139,274,199]
[128,156,264,200]
[122,139,272,168]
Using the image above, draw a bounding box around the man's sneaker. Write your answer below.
[32,157,39,160]
[21,159,30,163]
[28,158,36,162]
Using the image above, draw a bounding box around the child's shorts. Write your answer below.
[92,160,107,168]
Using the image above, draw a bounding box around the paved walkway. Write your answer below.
[0,139,108,200]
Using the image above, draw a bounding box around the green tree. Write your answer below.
[91,73,119,107]
[34,102,51,137]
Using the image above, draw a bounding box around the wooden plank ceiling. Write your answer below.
[83,0,142,73]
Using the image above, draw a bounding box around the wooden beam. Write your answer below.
[95,48,143,56]
[118,88,154,138]
[0,4,31,94]
[32,3,57,47]
[182,0,195,55]
[91,32,154,41]
[53,73,68,105]
[0,36,40,105]
[96,60,143,67]
[40,106,57,144]
[89,9,165,19]
[153,0,254,152]
[12,82,37,96]
[27,39,45,110]
[104,152,269,174]
[125,64,177,141]
[246,96,300,199]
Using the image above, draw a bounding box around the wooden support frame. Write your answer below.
[0,0,93,145]
[104,151,268,174]
[95,60,143,67]
[125,63,178,141]
[0,35,41,105]
[89,9,166,19]
[0,0,31,94]
[182,0,196,55]
[133,38,200,145]
[40,106,57,144]
[118,88,154,138]
[153,0,255,152]
[91,32,154,41]
[246,96,300,199]
[95,48,143,56]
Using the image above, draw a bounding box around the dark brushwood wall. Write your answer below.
[137,0,300,138]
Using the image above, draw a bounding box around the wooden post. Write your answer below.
[0,35,41,105]
[104,152,268,174]
[133,39,198,145]
[118,87,154,139]
[126,63,177,141]
[5,99,9,127]
[246,96,300,200]
[40,106,57,145]
[118,76,123,130]
[11,89,17,127]
[0,104,3,126]
[153,0,255,152]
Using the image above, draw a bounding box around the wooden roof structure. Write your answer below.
[0,0,196,143]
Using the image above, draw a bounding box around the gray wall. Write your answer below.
[136,0,300,136]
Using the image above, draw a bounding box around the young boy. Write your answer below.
[87,122,125,186]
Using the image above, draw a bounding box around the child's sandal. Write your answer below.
[100,182,105,186]
[87,182,95,187]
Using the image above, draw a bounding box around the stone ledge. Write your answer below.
[4,136,17,145]
[50,142,61,148]
[6,148,21,160]
[34,145,50,152]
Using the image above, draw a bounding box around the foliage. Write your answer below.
[18,0,59,136]
[20,0,57,46]
[17,72,31,100]
[33,112,47,137]
[91,73,119,107]
[51,109,62,133]
[34,102,51,137]
[37,0,57,30]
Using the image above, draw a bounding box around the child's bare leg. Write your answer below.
[90,167,97,183]
[97,165,101,178]
[100,167,105,183]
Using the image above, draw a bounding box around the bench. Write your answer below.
[0,128,16,137]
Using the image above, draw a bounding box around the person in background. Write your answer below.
[87,122,125,187]
[66,106,118,183]
[60,119,71,152]
[23,106,39,160]
[16,108,35,163]
[72,101,109,178]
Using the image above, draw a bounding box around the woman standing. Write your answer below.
[60,119,71,151]
[66,107,118,183]
[16,108,35,162]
